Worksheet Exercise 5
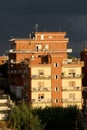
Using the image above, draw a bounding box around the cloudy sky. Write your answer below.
[0,0,87,57]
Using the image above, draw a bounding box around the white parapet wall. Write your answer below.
[0,99,8,103]
[0,106,11,111]
[0,113,8,120]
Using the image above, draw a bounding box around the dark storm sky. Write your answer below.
[0,0,87,57]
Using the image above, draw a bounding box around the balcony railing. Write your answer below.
[61,74,82,79]
[10,59,20,64]
[62,86,81,91]
[9,49,68,54]
[62,98,82,103]
[31,87,51,91]
[10,70,24,74]
[31,99,51,103]
[31,75,51,79]
[62,59,84,66]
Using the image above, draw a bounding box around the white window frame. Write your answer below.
[54,75,59,79]
[55,99,59,103]
[54,87,60,91]
[54,63,59,67]
[38,94,44,101]
[45,44,49,49]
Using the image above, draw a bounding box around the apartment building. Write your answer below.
[0,55,8,87]
[80,48,87,86]
[0,56,8,65]
[8,31,84,108]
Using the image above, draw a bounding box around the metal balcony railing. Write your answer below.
[62,98,82,103]
[9,49,67,54]
[61,74,82,79]
[62,86,81,91]
[31,87,51,91]
[31,99,51,103]
[31,75,51,79]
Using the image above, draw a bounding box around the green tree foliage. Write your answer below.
[8,104,80,130]
[8,104,43,130]
[32,106,79,130]
[0,63,8,78]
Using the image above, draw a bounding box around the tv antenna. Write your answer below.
[29,33,31,39]
[59,26,61,32]
[35,24,38,32]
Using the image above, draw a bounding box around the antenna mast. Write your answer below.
[35,24,38,32]
[59,26,61,32]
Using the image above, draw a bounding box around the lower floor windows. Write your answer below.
[55,99,60,103]
[38,94,44,101]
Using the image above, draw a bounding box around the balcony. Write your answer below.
[62,86,81,91]
[62,59,84,66]
[10,59,20,64]
[31,75,51,79]
[9,49,69,54]
[31,98,51,103]
[61,73,82,79]
[10,70,23,74]
[31,87,51,91]
[62,98,82,103]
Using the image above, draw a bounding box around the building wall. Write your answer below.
[9,32,84,108]
[62,63,83,109]
[0,56,8,65]
[30,66,51,107]
[80,48,87,86]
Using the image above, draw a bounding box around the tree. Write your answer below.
[32,106,79,130]
[8,104,43,130]
[0,63,8,78]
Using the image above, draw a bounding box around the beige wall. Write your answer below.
[32,92,51,101]
[62,91,81,99]
[62,64,82,109]
[62,79,81,89]
[31,66,52,108]
[31,80,51,88]
[31,66,51,76]
[62,67,81,75]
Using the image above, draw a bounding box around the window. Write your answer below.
[36,45,42,51]
[38,82,44,88]
[54,87,60,91]
[38,55,41,57]
[54,63,59,67]
[54,75,59,79]
[69,69,75,77]
[44,44,49,49]
[38,94,44,101]
[48,36,53,39]
[2,60,4,64]
[39,70,44,76]
[69,93,75,100]
[55,99,59,103]
[69,81,75,87]
[69,69,75,73]
[42,55,48,64]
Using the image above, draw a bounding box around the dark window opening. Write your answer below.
[41,55,48,64]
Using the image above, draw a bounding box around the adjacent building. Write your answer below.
[0,55,8,65]
[81,48,87,86]
[8,31,84,108]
